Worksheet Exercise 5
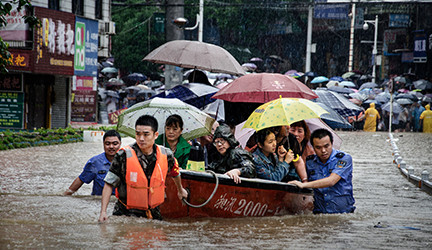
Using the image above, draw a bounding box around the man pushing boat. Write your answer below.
[289,128,355,214]
[98,115,188,222]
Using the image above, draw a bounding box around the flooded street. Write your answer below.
[1,131,432,249]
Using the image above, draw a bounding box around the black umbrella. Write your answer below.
[413,79,432,90]
[395,93,418,102]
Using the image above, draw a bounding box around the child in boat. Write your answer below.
[252,128,295,181]
[206,124,256,184]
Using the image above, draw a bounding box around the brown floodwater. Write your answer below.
[1,132,431,248]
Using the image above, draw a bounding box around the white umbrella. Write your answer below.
[117,97,215,140]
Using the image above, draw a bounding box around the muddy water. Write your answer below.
[1,132,431,248]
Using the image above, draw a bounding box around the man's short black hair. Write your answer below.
[135,115,158,132]
[165,114,183,129]
[310,128,333,146]
[103,130,121,141]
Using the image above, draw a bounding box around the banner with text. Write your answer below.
[0,92,24,129]
[74,17,98,77]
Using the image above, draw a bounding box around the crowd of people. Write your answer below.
[65,112,355,219]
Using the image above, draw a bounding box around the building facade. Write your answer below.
[0,0,114,130]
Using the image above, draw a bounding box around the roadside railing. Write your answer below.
[388,133,432,195]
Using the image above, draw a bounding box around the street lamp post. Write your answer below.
[363,15,379,83]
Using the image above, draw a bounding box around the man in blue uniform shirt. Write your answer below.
[63,130,121,196]
[289,128,355,214]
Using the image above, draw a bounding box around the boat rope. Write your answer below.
[182,170,219,208]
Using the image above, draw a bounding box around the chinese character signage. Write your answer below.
[0,3,30,41]
[33,7,75,75]
[71,76,97,122]
[74,17,98,77]
[6,50,31,71]
[0,74,22,92]
[389,14,410,28]
[314,1,349,20]
[413,33,427,63]
[0,92,24,129]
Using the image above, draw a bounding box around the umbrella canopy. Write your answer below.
[326,80,340,88]
[394,76,407,84]
[127,73,147,82]
[101,67,118,74]
[212,73,317,103]
[311,76,329,84]
[105,90,119,98]
[152,83,219,109]
[339,81,356,88]
[375,92,390,103]
[396,98,414,105]
[342,72,356,79]
[117,97,215,141]
[315,102,352,129]
[395,93,418,101]
[143,40,245,76]
[242,63,257,69]
[329,86,355,94]
[126,86,141,92]
[250,57,263,62]
[147,80,164,89]
[235,118,342,150]
[413,79,432,90]
[243,98,328,131]
[382,102,403,114]
[313,89,363,118]
[359,82,378,90]
[330,76,344,82]
[106,78,125,86]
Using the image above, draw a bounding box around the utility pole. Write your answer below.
[348,3,356,72]
[305,5,313,75]
[165,0,184,89]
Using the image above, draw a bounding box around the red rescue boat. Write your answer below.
[160,170,314,218]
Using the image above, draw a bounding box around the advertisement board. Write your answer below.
[33,7,75,75]
[71,76,97,122]
[74,17,99,77]
[0,92,24,129]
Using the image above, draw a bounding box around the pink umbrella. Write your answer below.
[235,118,341,150]
[212,73,318,103]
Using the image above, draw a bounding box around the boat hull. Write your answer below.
[160,170,314,218]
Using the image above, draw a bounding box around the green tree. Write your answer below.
[111,0,166,76]
[0,0,39,74]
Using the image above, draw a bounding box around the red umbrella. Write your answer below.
[212,73,318,103]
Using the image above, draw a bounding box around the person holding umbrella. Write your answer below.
[207,124,256,184]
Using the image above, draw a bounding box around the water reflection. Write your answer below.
[1,132,432,248]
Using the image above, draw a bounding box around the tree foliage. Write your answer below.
[0,0,39,74]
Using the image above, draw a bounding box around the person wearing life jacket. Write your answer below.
[98,115,188,222]
[362,103,381,132]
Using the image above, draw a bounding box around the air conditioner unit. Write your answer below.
[98,21,106,34]
[105,21,115,35]
[98,48,109,58]
[99,35,109,48]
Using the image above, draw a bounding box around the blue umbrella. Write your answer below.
[330,76,344,82]
[382,102,403,114]
[316,102,352,129]
[305,71,317,77]
[311,76,329,84]
[359,82,378,90]
[127,73,147,82]
[152,83,219,109]
[313,89,364,118]
[328,86,355,94]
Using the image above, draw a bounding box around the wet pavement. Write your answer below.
[0,131,431,248]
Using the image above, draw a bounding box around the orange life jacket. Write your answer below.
[116,145,168,210]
